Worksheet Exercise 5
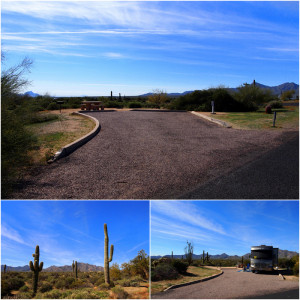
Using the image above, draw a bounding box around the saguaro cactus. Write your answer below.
[75,261,78,279]
[171,251,173,260]
[72,260,75,273]
[206,252,210,262]
[29,245,43,295]
[3,264,6,273]
[104,223,114,284]
[203,250,205,264]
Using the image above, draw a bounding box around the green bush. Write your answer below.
[269,100,283,109]
[172,259,189,274]
[39,282,53,293]
[128,102,142,108]
[151,263,179,281]
[19,285,30,292]
[46,102,60,110]
[111,286,129,299]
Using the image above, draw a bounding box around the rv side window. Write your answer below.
[251,250,273,259]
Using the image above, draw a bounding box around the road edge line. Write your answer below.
[191,111,232,128]
[163,270,223,292]
[48,112,101,163]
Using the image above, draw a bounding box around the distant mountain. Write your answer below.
[141,82,299,98]
[24,91,40,97]
[1,263,103,272]
[151,249,298,260]
[45,262,103,272]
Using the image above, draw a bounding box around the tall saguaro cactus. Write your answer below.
[72,260,75,273]
[203,250,205,264]
[75,261,78,279]
[29,245,43,295]
[104,223,114,284]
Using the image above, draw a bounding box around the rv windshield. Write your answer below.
[251,250,273,259]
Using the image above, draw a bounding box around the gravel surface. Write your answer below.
[151,268,299,299]
[9,110,298,199]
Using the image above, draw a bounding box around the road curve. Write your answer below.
[151,268,299,299]
[9,110,298,199]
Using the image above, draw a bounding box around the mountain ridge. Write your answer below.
[1,262,103,272]
[151,249,298,260]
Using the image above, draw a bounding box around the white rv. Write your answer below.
[250,245,278,273]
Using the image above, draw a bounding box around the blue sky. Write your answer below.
[1,201,149,267]
[151,201,299,256]
[1,1,299,96]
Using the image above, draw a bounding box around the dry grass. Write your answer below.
[151,266,221,294]
[26,110,95,164]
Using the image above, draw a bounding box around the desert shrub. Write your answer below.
[19,285,30,292]
[105,101,124,108]
[1,280,11,297]
[54,278,66,289]
[95,277,105,286]
[116,279,131,287]
[38,289,65,299]
[28,113,59,124]
[172,259,189,274]
[111,286,129,299]
[128,102,142,108]
[269,100,283,108]
[293,261,299,276]
[19,291,33,299]
[110,263,122,281]
[39,282,53,293]
[98,282,111,290]
[64,276,75,288]
[46,102,60,110]
[151,263,179,281]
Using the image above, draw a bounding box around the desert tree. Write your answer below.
[184,241,194,266]
[148,89,169,107]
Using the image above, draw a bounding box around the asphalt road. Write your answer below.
[9,110,299,199]
[151,268,299,299]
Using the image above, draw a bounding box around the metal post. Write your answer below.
[211,101,215,114]
[273,111,277,127]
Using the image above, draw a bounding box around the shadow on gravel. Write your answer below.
[129,109,187,112]
[245,288,299,299]
[79,110,117,112]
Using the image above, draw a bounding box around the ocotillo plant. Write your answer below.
[29,245,43,295]
[72,260,75,273]
[3,264,6,273]
[104,223,114,284]
[75,261,78,279]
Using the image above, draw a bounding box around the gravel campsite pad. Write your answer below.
[9,110,298,199]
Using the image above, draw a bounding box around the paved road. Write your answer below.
[9,110,298,199]
[152,268,299,299]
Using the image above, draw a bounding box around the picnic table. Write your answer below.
[81,101,104,111]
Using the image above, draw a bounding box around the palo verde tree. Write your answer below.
[185,241,194,266]
[1,54,36,196]
[148,89,169,107]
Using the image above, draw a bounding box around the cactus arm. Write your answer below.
[39,262,43,272]
[109,245,114,262]
[29,261,34,271]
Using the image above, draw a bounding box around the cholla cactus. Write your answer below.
[29,245,43,295]
[104,223,114,284]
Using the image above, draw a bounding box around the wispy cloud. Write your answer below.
[151,201,225,235]
[1,223,29,246]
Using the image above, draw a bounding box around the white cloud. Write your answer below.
[1,224,29,245]
[151,201,226,235]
